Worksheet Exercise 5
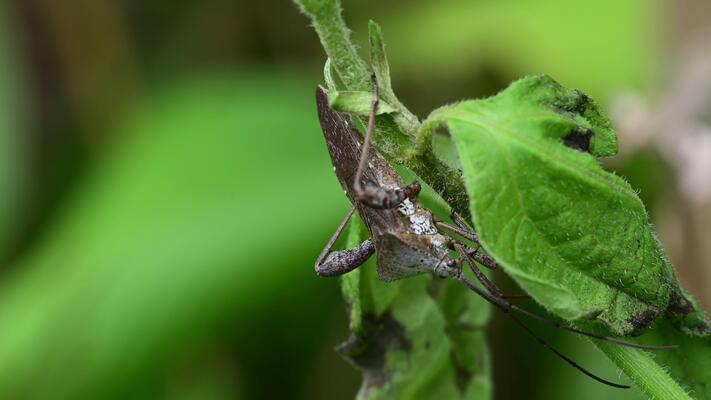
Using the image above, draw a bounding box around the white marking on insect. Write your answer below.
[409,213,437,235]
[398,198,416,216]
[430,235,446,248]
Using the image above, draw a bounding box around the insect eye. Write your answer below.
[563,126,592,153]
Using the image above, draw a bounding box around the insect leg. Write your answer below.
[438,217,499,270]
[450,211,475,233]
[352,76,420,209]
[455,243,502,297]
[437,221,481,244]
[447,240,527,299]
[442,229,498,270]
[315,205,375,277]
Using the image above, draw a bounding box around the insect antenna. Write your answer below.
[507,312,630,389]
[458,275,630,389]
[509,304,677,350]
[458,273,677,350]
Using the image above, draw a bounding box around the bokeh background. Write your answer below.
[0,0,710,399]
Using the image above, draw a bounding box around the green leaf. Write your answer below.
[427,74,707,336]
[368,20,392,97]
[323,54,396,115]
[426,74,710,398]
[339,216,491,400]
[366,20,421,141]
[328,90,397,116]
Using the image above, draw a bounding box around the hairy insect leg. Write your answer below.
[352,76,420,209]
[438,218,499,270]
[452,212,501,269]
[444,233,498,270]
[315,206,375,277]
[455,243,502,297]
[437,220,480,244]
[452,246,529,300]
[450,211,474,233]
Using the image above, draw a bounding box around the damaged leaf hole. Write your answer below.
[564,126,593,153]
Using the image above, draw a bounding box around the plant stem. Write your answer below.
[293,0,471,219]
[294,0,370,91]
[595,342,692,400]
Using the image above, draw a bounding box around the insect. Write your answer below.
[313,82,674,389]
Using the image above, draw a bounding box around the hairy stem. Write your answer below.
[294,0,470,219]
[595,342,692,400]
[294,0,370,90]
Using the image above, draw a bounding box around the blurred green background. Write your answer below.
[1,0,710,399]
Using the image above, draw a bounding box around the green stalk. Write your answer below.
[595,343,692,400]
[294,0,370,91]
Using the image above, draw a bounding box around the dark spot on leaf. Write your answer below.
[665,290,711,334]
[563,126,592,153]
[688,323,711,335]
[572,90,590,115]
[435,123,451,137]
[548,88,591,119]
[628,309,658,332]
[336,312,411,391]
[667,290,694,315]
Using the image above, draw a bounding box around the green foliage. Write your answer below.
[379,0,663,101]
[340,217,491,400]
[295,1,711,398]
[609,320,711,399]
[427,74,710,399]
[0,5,27,261]
[0,72,346,399]
[426,74,707,335]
